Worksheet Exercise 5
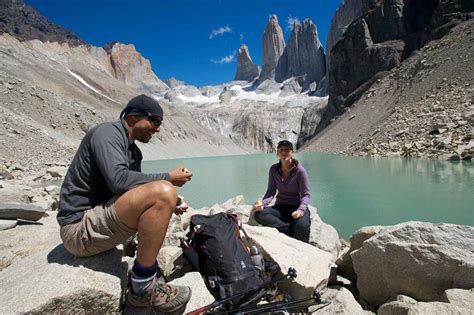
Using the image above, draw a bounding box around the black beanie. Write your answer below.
[120,94,164,120]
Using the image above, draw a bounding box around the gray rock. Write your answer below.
[351,222,474,306]
[441,288,474,310]
[171,84,202,98]
[169,272,214,313]
[0,183,33,203]
[0,219,17,231]
[46,165,67,178]
[336,225,383,282]
[0,202,45,221]
[390,294,418,304]
[0,245,125,313]
[312,286,365,315]
[280,78,302,97]
[308,208,341,261]
[254,79,281,95]
[243,225,333,299]
[44,185,60,196]
[157,246,191,280]
[234,44,259,82]
[218,86,237,103]
[378,300,471,315]
[163,77,185,89]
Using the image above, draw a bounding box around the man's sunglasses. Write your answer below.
[145,114,162,127]
[129,107,162,127]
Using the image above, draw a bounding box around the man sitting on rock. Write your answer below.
[57,94,193,313]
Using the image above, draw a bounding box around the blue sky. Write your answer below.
[26,0,342,87]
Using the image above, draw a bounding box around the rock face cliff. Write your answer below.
[303,18,474,161]
[104,41,169,96]
[259,15,285,81]
[234,44,260,82]
[0,0,86,47]
[196,99,326,152]
[323,0,364,95]
[275,19,326,89]
[327,0,473,120]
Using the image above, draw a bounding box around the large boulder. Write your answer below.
[0,245,125,313]
[308,207,341,261]
[351,222,474,306]
[378,299,471,314]
[336,225,383,281]
[0,202,45,221]
[0,212,61,270]
[0,219,17,231]
[441,288,474,310]
[169,272,214,313]
[243,225,333,299]
[312,286,365,314]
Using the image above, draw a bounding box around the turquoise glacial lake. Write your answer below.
[143,153,474,239]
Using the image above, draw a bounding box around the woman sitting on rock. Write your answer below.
[254,140,311,242]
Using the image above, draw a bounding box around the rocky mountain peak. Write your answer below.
[0,0,87,47]
[275,18,326,89]
[260,14,285,80]
[104,41,169,95]
[234,44,259,82]
[163,77,185,89]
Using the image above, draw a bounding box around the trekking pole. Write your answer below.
[226,290,331,314]
[185,267,297,315]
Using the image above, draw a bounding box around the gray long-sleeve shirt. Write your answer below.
[57,120,169,225]
[262,160,311,212]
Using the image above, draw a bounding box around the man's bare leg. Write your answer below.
[114,180,177,266]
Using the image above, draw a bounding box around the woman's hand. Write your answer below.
[291,210,304,219]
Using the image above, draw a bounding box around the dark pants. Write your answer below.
[254,204,311,243]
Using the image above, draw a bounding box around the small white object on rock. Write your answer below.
[0,219,18,231]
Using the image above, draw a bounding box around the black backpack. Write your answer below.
[182,212,265,306]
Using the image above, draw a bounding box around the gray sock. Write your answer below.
[131,270,156,295]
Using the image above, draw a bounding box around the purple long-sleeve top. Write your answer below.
[262,160,311,212]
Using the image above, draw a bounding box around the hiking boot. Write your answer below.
[127,278,191,312]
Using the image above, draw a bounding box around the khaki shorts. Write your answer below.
[60,198,136,257]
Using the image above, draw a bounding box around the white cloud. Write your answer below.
[209,25,232,39]
[287,15,300,31]
[240,33,244,41]
[211,51,237,64]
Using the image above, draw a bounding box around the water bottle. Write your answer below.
[249,245,265,277]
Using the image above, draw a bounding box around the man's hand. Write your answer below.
[291,210,304,219]
[174,195,189,215]
[169,166,193,187]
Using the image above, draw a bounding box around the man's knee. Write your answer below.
[147,180,177,206]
